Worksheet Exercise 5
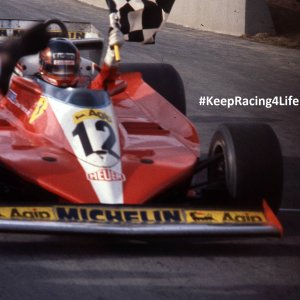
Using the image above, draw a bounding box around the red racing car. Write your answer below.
[0,19,283,237]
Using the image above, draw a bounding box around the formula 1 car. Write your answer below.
[0,19,283,237]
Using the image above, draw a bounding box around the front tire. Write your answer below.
[208,123,283,213]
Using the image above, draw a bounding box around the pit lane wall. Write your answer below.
[79,0,275,36]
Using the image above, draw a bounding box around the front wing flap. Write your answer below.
[0,201,282,237]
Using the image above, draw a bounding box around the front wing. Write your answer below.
[0,201,282,238]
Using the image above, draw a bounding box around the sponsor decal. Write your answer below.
[189,212,216,222]
[53,53,75,60]
[186,210,266,224]
[56,207,183,224]
[53,53,76,66]
[73,109,112,124]
[68,32,85,40]
[6,89,30,115]
[0,207,267,225]
[0,207,56,220]
[0,30,85,40]
[7,89,17,103]
[87,168,126,182]
[48,31,85,40]
[222,212,265,223]
[53,60,75,66]
[29,96,48,124]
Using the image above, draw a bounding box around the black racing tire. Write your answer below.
[208,123,283,213]
[120,63,186,115]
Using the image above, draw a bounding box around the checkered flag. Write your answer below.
[106,0,175,43]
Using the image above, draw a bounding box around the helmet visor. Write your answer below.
[44,63,79,76]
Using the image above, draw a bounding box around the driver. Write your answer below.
[0,21,123,94]
[39,38,80,88]
[38,28,124,90]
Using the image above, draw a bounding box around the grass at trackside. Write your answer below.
[242,0,300,49]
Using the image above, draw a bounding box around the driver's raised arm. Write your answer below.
[90,16,124,90]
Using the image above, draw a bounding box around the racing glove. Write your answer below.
[104,27,124,67]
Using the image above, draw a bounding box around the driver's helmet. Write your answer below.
[39,38,80,87]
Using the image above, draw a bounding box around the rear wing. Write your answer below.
[0,19,104,63]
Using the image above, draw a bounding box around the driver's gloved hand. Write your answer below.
[104,27,124,67]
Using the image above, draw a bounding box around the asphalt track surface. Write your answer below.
[0,1,300,299]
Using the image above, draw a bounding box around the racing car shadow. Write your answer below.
[0,232,299,259]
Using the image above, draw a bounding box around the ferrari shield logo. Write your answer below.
[29,96,48,124]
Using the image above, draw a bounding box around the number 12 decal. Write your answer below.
[72,120,120,160]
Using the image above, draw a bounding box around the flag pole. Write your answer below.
[114,44,120,62]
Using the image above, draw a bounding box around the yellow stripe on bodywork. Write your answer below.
[0,207,266,225]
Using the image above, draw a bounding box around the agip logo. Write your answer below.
[0,207,55,220]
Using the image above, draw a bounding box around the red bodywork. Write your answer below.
[0,72,200,205]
